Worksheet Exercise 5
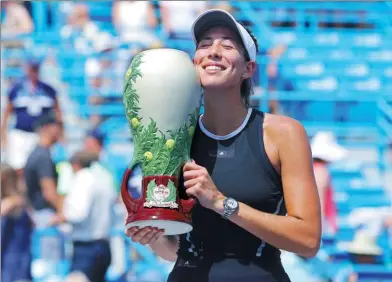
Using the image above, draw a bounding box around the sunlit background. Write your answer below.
[1,1,391,282]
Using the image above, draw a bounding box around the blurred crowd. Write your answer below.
[1,1,391,282]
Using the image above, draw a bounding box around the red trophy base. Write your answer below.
[121,169,195,236]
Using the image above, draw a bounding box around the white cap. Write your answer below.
[344,230,382,256]
[311,131,348,162]
[191,9,257,62]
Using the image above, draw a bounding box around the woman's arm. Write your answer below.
[215,117,321,257]
[184,116,321,258]
[149,235,179,262]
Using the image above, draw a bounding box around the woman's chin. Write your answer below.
[200,79,228,90]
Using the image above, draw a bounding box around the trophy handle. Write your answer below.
[121,167,140,214]
[181,198,195,215]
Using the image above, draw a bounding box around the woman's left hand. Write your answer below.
[183,160,225,212]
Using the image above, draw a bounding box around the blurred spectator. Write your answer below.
[1,1,34,37]
[334,230,383,282]
[57,129,118,196]
[24,113,63,226]
[60,3,101,55]
[1,53,62,171]
[112,1,158,46]
[1,163,33,282]
[160,1,207,38]
[84,35,129,128]
[56,151,116,282]
[265,60,296,115]
[311,131,348,235]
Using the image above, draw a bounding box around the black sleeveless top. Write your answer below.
[170,109,290,282]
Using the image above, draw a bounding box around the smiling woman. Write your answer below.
[126,9,321,282]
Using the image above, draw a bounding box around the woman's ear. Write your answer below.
[243,61,257,80]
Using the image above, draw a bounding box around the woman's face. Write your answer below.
[193,26,254,91]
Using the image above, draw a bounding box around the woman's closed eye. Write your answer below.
[198,44,211,49]
[222,44,235,50]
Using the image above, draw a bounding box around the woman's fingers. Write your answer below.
[139,228,160,245]
[140,229,165,245]
[126,227,139,237]
[126,226,165,245]
[130,227,154,242]
[184,177,199,189]
[183,169,200,181]
[150,229,165,243]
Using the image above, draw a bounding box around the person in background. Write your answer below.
[1,1,34,37]
[311,131,348,235]
[24,112,63,226]
[60,3,101,55]
[1,163,33,282]
[112,0,158,46]
[333,230,383,282]
[54,151,116,282]
[1,53,62,172]
[160,1,207,38]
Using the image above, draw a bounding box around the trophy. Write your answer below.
[121,49,202,235]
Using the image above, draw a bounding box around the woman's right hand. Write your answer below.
[126,226,165,245]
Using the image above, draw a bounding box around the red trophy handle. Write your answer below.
[121,168,140,214]
[181,198,195,215]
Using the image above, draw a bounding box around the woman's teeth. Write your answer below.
[206,66,223,71]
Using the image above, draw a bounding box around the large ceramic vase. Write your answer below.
[121,49,202,235]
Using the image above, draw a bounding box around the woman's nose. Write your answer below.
[208,43,222,60]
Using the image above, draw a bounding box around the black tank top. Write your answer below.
[178,108,286,260]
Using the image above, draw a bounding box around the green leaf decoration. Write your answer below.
[123,51,201,176]
[146,179,156,202]
[166,180,177,202]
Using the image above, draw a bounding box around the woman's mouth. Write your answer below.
[203,64,226,74]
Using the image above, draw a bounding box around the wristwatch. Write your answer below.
[222,197,239,219]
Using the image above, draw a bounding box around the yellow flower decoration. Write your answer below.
[131,118,139,128]
[188,126,195,137]
[165,139,175,150]
[144,152,153,161]
[126,68,132,80]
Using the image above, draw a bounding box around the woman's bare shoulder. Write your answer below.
[263,113,308,145]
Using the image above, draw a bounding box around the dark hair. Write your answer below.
[70,151,99,169]
[240,25,259,107]
[87,129,105,146]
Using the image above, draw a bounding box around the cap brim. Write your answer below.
[192,10,241,44]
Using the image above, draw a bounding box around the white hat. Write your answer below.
[191,9,257,62]
[311,131,348,162]
[344,231,382,256]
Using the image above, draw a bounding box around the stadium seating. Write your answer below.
[1,1,391,281]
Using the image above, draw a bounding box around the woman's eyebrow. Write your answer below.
[199,36,234,41]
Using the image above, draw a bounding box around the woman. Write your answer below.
[127,9,321,282]
[1,163,32,282]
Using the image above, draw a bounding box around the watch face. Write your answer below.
[226,198,238,209]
